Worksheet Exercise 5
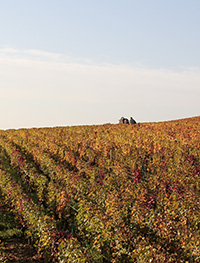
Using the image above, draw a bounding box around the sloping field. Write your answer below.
[0,193,43,262]
[0,117,199,262]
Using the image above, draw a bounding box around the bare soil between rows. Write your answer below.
[2,237,43,263]
[0,197,43,263]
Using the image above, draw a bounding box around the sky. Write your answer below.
[0,0,200,129]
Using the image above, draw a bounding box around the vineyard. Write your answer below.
[0,116,199,262]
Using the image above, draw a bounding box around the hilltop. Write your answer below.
[0,116,199,262]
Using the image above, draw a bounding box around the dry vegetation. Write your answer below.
[0,117,199,262]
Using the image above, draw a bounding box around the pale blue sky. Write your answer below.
[0,0,200,129]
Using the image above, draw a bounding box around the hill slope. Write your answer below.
[0,116,199,262]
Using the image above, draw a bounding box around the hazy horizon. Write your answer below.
[1,1,200,129]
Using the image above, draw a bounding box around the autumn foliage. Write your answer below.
[0,116,199,262]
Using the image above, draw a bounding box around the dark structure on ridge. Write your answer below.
[119,117,136,125]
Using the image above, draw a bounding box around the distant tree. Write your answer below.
[130,117,136,124]
[119,117,125,124]
[119,117,129,124]
[123,118,129,124]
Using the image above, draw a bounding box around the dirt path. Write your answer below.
[2,237,43,263]
[0,196,43,263]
